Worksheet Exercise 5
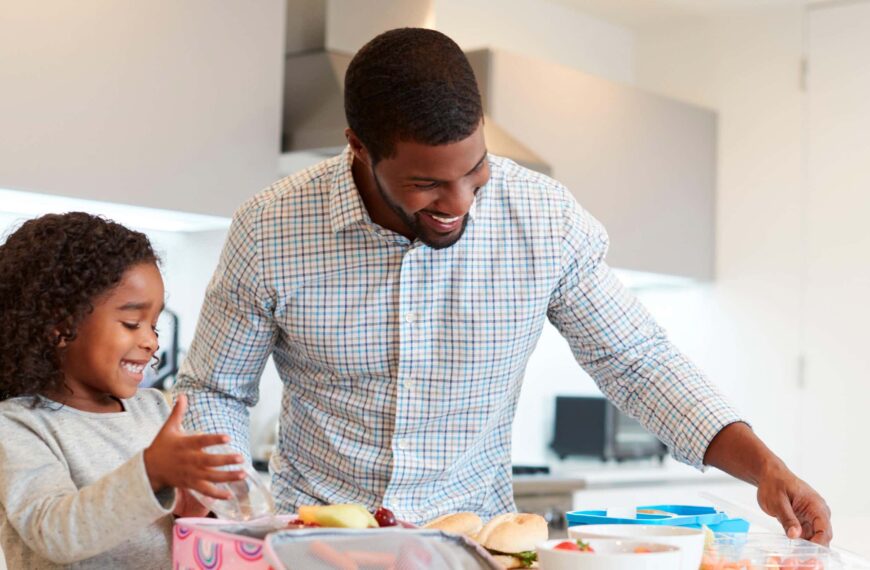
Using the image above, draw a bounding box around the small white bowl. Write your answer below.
[537,538,682,570]
[568,524,704,570]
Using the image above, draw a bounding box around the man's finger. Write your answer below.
[773,493,801,539]
[809,515,833,546]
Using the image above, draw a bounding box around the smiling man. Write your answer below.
[176,28,832,544]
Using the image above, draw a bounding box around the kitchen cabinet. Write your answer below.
[0,1,285,218]
[468,49,717,280]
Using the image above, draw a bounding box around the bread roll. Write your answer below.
[422,511,483,537]
[475,513,548,556]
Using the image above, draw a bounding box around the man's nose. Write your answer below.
[434,180,477,216]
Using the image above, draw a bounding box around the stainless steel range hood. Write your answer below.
[282,49,552,175]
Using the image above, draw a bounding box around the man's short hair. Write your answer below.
[344,27,483,164]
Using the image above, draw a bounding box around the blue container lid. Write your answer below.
[566,504,749,533]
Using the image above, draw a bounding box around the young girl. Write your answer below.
[0,212,245,569]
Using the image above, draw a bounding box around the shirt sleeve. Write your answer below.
[174,203,278,459]
[0,416,174,565]
[546,197,745,468]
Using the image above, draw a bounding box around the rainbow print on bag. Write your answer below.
[194,537,223,569]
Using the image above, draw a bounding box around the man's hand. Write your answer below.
[144,394,246,500]
[705,422,832,545]
[756,460,832,545]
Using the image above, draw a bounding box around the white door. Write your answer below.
[801,0,870,517]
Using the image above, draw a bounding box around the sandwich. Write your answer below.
[422,511,483,537]
[474,513,548,569]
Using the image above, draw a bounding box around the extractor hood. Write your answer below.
[282,49,552,175]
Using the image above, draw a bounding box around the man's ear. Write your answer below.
[345,129,371,167]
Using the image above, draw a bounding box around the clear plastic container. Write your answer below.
[187,444,276,522]
[702,533,870,569]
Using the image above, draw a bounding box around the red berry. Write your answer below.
[555,541,580,551]
[374,507,397,527]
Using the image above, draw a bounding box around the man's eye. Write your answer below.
[413,181,439,190]
[122,322,140,330]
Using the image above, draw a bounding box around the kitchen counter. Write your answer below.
[512,459,750,536]
[513,458,733,495]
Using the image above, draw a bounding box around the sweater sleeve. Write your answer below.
[0,413,175,565]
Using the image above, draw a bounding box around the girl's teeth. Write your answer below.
[122,361,145,373]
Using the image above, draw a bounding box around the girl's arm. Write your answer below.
[0,420,173,565]
[0,395,241,565]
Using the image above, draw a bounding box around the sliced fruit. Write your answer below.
[298,504,378,529]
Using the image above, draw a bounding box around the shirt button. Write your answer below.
[402,379,413,390]
[397,438,409,450]
[404,311,416,323]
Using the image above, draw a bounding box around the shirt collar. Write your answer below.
[328,145,481,234]
[328,146,371,234]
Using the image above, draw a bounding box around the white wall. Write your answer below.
[634,4,807,480]
[0,0,286,217]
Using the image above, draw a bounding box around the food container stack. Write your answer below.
[702,533,870,570]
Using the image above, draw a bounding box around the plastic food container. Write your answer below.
[566,504,750,533]
[187,445,276,521]
[702,533,870,570]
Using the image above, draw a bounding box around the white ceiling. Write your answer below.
[550,0,810,31]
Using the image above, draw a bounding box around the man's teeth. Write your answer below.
[122,361,146,374]
[430,214,459,223]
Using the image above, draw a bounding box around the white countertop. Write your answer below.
[513,458,733,494]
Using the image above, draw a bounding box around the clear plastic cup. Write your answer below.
[187,444,276,521]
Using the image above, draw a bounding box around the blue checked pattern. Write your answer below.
[176,147,743,524]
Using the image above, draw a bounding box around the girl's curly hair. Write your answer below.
[0,212,158,401]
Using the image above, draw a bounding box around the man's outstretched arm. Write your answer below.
[704,422,832,545]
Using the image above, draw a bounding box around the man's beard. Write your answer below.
[372,170,469,250]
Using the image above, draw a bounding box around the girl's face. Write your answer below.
[56,262,164,412]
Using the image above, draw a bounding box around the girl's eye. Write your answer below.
[152,326,160,338]
[122,322,140,330]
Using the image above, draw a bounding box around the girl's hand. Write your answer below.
[173,488,210,518]
[144,394,245,500]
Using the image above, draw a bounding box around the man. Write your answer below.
[176,27,832,544]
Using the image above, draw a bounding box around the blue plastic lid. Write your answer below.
[566,504,749,533]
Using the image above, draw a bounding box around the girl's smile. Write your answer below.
[49,262,165,412]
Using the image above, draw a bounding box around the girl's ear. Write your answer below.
[52,329,68,348]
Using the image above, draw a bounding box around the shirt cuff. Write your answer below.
[671,398,749,469]
[131,450,177,514]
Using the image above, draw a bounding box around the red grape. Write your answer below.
[374,507,397,527]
